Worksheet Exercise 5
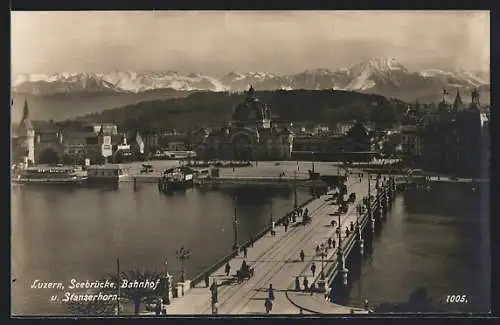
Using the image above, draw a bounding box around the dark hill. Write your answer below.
[76,89,408,132]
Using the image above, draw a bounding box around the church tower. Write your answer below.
[17,99,36,165]
[452,89,464,112]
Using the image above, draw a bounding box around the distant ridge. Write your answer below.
[13,58,489,103]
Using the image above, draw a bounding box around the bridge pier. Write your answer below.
[358,238,364,256]
[341,268,349,287]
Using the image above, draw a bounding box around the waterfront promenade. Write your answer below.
[165,175,372,315]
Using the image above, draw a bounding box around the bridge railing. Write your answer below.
[323,186,388,284]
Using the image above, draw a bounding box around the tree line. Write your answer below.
[76,89,408,132]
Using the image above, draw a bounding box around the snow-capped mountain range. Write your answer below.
[12,58,490,103]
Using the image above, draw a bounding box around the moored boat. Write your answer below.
[158,166,195,192]
[12,166,88,185]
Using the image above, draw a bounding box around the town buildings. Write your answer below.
[291,121,375,162]
[11,100,135,165]
[399,89,488,177]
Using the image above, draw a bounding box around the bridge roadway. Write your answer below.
[166,174,372,315]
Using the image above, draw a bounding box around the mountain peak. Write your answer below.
[358,57,407,72]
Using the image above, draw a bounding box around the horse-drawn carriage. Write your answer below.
[236,261,254,283]
[141,164,154,173]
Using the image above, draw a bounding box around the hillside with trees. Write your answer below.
[76,89,408,132]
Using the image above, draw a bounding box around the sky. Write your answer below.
[11,11,490,76]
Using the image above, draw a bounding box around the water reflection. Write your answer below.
[342,182,490,313]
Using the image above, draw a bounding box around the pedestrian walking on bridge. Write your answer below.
[268,284,275,301]
[303,276,309,291]
[243,246,248,259]
[265,297,273,314]
[300,250,305,262]
[225,262,231,276]
[311,262,317,277]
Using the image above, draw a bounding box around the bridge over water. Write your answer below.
[152,173,399,315]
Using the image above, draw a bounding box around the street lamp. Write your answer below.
[269,201,273,226]
[176,246,190,283]
[210,280,218,314]
[116,257,121,316]
[163,259,171,305]
[320,247,327,280]
[233,195,239,252]
[293,170,298,210]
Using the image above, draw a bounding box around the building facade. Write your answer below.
[417,89,486,177]
[193,86,294,161]
[291,121,375,162]
[400,104,423,160]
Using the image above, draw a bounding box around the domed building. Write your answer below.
[193,86,294,161]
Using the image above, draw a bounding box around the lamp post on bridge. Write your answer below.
[269,201,273,226]
[233,195,239,252]
[311,152,316,173]
[163,259,171,305]
[319,246,327,280]
[176,246,190,283]
[293,170,298,210]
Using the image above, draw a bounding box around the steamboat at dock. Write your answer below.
[158,166,196,192]
[12,165,88,185]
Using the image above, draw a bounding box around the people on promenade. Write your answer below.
[350,221,355,232]
[346,227,350,237]
[315,245,320,255]
[268,284,275,300]
[309,282,316,295]
[332,238,336,248]
[300,250,305,262]
[284,221,288,232]
[204,272,210,288]
[303,277,309,291]
[311,262,317,277]
[241,260,248,273]
[265,297,273,314]
[243,246,248,259]
[327,237,333,249]
[225,262,231,276]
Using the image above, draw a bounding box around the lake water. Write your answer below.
[11,183,311,315]
[342,181,490,313]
